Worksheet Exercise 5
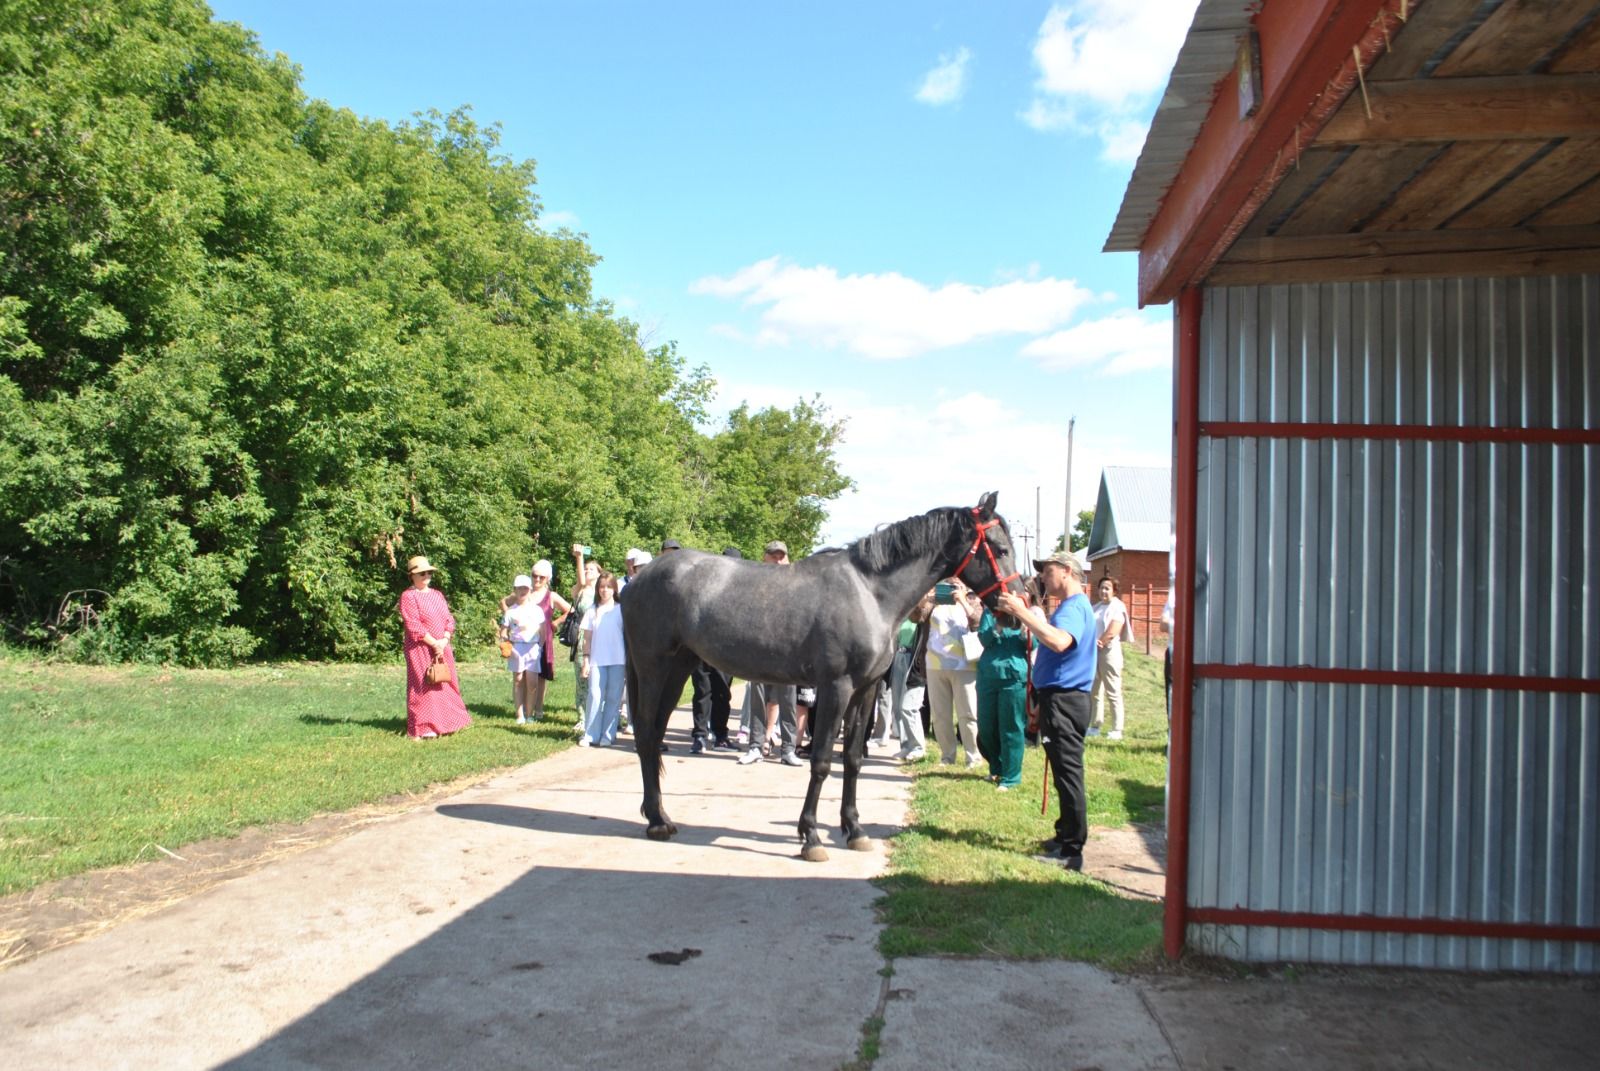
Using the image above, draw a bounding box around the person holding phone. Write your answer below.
[925,575,984,767]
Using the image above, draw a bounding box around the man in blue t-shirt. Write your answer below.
[998,549,1096,869]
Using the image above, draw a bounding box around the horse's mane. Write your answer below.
[830,507,968,576]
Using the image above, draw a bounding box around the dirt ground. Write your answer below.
[0,783,1167,970]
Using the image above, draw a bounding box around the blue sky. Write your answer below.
[208,0,1199,558]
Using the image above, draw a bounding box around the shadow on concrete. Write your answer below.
[212,867,886,1071]
[435,802,901,860]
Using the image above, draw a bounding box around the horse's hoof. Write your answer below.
[646,824,675,841]
[847,836,874,852]
[801,844,830,863]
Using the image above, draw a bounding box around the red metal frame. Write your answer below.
[1203,421,1600,445]
[1137,0,1413,306]
[1197,664,1600,694]
[1189,907,1600,944]
[1165,287,1203,960]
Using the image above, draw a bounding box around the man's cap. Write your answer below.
[763,540,789,556]
[722,546,744,559]
[660,538,682,551]
[1033,549,1084,577]
[624,547,644,562]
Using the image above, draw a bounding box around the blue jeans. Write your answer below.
[586,664,625,745]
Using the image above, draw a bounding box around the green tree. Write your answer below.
[1071,508,1094,553]
[0,0,856,663]
[701,397,854,557]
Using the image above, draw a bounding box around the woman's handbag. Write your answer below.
[426,653,452,686]
[498,639,514,659]
[558,610,581,648]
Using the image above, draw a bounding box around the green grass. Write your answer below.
[875,648,1169,970]
[0,654,582,894]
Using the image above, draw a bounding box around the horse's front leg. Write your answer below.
[839,683,876,851]
[797,681,849,862]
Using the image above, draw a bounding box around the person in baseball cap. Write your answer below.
[998,545,1095,872]
[762,539,788,560]
[660,538,682,552]
[1032,548,1084,579]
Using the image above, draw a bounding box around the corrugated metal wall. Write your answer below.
[1188,275,1599,971]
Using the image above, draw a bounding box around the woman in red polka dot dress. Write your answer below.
[398,555,472,739]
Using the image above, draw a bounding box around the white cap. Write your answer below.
[513,574,532,589]
[624,547,643,563]
[532,559,553,577]
[631,550,652,566]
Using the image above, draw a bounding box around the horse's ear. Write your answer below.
[976,491,998,517]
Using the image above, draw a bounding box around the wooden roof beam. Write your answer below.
[1135,0,1402,307]
[1209,224,1600,285]
[1317,75,1600,146]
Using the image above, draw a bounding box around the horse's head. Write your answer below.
[954,491,1025,609]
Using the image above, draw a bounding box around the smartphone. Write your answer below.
[934,581,955,605]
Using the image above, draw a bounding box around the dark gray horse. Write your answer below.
[620,492,1023,861]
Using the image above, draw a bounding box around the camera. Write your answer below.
[934,581,955,605]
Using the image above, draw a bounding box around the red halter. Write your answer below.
[952,508,1021,600]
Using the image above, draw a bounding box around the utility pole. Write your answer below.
[1063,415,1076,551]
[1035,486,1041,570]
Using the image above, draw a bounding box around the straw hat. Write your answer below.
[407,555,436,574]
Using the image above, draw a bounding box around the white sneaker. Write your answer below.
[577,738,591,748]
[966,757,984,770]
[737,747,763,765]
[515,715,526,725]
[1107,730,1123,740]
[900,747,927,762]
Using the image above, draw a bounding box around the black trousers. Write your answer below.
[690,660,732,742]
[1037,686,1091,855]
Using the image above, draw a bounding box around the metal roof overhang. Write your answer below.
[1107,0,1600,307]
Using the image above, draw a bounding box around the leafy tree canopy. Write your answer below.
[0,0,850,663]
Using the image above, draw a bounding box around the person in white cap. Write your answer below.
[499,574,541,723]
[523,559,572,721]
[619,547,651,593]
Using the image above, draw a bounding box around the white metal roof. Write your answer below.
[1103,0,1257,254]
[1086,466,1172,557]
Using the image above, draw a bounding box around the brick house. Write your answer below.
[1084,466,1169,646]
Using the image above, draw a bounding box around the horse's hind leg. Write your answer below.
[797,680,850,862]
[629,659,675,840]
[633,653,696,840]
[839,683,875,851]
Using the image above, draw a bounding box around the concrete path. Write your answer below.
[4,720,903,1070]
[5,715,1597,1070]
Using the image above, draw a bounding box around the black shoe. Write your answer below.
[690,738,706,755]
[658,742,670,753]
[795,744,812,758]
[1062,854,1084,871]
[714,738,734,751]
[1039,838,1066,856]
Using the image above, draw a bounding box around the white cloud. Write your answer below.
[689,257,1095,360]
[812,387,1172,550]
[915,46,971,106]
[1021,0,1199,161]
[1021,309,1171,375]
[539,209,581,230]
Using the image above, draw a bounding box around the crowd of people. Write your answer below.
[396,539,1134,872]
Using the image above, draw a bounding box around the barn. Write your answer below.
[1107,0,1600,971]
